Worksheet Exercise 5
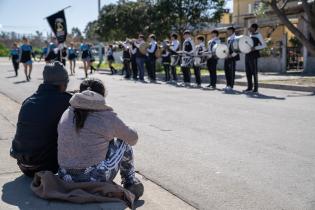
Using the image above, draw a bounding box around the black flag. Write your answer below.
[46,10,67,43]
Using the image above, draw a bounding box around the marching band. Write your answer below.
[9,24,266,92]
[113,23,266,92]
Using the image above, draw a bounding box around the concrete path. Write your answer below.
[0,93,195,210]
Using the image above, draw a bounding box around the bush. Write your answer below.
[0,43,9,57]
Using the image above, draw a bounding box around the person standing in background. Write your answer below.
[224,27,240,91]
[181,30,195,87]
[147,34,158,82]
[206,30,221,89]
[193,36,206,88]
[161,41,171,82]
[80,40,91,78]
[244,23,266,93]
[107,44,117,75]
[19,37,33,81]
[131,41,138,80]
[10,42,20,77]
[169,33,180,82]
[67,42,76,75]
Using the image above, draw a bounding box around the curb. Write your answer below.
[97,68,315,93]
[232,81,315,93]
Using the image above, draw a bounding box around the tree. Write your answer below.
[154,0,225,38]
[71,27,83,38]
[84,0,225,41]
[259,0,315,56]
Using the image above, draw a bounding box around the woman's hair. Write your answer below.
[74,78,106,130]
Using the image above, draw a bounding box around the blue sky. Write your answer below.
[0,0,232,35]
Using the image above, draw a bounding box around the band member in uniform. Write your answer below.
[89,43,96,74]
[135,34,146,82]
[206,30,220,89]
[107,44,117,75]
[10,42,20,77]
[224,26,240,91]
[122,43,132,79]
[67,42,76,75]
[80,40,91,78]
[244,23,266,93]
[161,41,171,82]
[193,35,206,87]
[169,33,180,82]
[147,34,158,82]
[181,30,195,86]
[19,37,33,81]
[131,41,138,80]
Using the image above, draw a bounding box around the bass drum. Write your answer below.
[212,44,229,59]
[232,35,254,54]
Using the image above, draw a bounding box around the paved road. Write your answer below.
[0,60,315,210]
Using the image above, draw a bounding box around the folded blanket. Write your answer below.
[31,171,134,209]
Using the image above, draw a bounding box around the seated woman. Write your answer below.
[57,78,143,200]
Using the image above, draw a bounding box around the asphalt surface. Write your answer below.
[0,60,315,210]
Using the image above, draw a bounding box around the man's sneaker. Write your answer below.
[123,177,144,200]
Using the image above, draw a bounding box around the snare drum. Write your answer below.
[212,44,229,59]
[181,56,193,68]
[194,57,202,67]
[232,35,254,54]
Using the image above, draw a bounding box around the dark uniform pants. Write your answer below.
[245,54,258,90]
[147,57,156,81]
[131,57,138,80]
[193,66,201,85]
[207,58,218,87]
[181,67,191,83]
[224,58,236,88]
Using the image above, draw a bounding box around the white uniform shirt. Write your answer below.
[171,40,180,52]
[250,32,266,50]
[208,37,221,52]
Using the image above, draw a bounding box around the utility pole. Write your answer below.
[98,0,101,16]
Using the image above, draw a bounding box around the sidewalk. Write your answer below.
[0,93,195,210]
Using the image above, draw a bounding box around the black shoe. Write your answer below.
[206,84,211,88]
[243,88,252,92]
[123,177,144,201]
[252,88,258,93]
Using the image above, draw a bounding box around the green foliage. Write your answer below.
[289,37,302,48]
[85,0,226,41]
[0,43,9,57]
[254,1,269,17]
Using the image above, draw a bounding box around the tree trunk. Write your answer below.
[268,0,315,56]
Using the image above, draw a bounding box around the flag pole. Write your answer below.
[43,6,71,20]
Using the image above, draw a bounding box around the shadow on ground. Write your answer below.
[1,175,143,210]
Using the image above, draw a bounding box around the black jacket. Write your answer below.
[10,84,72,166]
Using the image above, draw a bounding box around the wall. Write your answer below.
[233,0,255,26]
[217,54,282,72]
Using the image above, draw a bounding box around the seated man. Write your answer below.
[10,61,71,177]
